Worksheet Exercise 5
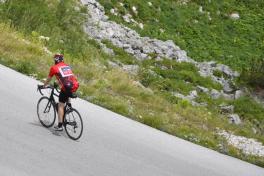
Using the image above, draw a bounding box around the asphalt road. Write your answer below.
[0,64,263,176]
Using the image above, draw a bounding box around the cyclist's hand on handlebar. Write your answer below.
[38,85,45,89]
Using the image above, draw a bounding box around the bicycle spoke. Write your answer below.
[37,97,56,128]
[64,108,83,140]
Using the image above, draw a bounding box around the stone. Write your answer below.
[230,13,240,20]
[142,46,152,54]
[221,92,234,100]
[138,23,144,29]
[207,61,217,67]
[139,53,148,59]
[108,61,119,68]
[219,104,234,114]
[122,65,139,75]
[228,114,241,125]
[211,89,221,99]
[110,9,115,14]
[223,81,234,93]
[234,90,244,99]
[123,14,132,23]
[172,92,187,100]
[148,2,152,6]
[216,64,236,78]
[196,86,209,93]
[198,6,204,13]
[187,90,198,100]
[132,6,137,14]
[218,130,264,157]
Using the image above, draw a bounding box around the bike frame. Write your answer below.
[38,85,72,119]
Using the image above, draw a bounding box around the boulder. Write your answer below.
[234,90,244,99]
[211,89,221,99]
[228,114,241,125]
[122,65,139,75]
[230,13,240,20]
[187,90,198,100]
[219,104,234,114]
[223,81,234,93]
[221,92,234,100]
[196,86,209,93]
[123,14,132,23]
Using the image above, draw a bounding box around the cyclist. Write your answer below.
[42,54,79,131]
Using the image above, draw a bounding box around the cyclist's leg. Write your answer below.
[57,90,69,127]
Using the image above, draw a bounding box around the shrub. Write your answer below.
[240,58,264,88]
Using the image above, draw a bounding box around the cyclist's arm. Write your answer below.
[43,76,52,87]
[43,66,55,87]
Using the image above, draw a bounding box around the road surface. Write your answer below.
[0,64,263,176]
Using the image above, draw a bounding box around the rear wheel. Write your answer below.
[37,97,56,128]
[64,108,83,140]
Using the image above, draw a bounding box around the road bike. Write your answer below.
[37,84,83,140]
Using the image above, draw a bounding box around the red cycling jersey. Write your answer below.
[48,62,79,92]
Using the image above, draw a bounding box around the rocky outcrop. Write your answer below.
[80,0,242,101]
[81,0,190,62]
[218,130,264,157]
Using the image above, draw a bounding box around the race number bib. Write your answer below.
[59,66,73,78]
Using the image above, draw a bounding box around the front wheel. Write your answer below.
[37,97,56,128]
[64,108,83,140]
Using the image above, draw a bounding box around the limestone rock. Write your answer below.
[234,90,244,99]
[196,86,209,93]
[228,114,241,125]
[219,104,234,114]
[230,13,240,20]
[80,0,241,95]
[211,89,221,99]
[122,65,139,75]
[218,130,264,157]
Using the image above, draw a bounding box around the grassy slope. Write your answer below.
[0,0,263,166]
[99,0,264,71]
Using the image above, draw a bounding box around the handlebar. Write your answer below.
[37,83,78,98]
[37,84,60,96]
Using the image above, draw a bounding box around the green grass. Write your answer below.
[138,59,222,95]
[0,0,264,167]
[0,0,88,57]
[99,0,264,71]
[233,96,264,135]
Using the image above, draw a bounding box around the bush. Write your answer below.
[240,58,264,88]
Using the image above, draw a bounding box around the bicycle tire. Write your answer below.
[37,96,56,128]
[64,108,83,140]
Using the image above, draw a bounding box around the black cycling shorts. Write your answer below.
[59,90,73,103]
